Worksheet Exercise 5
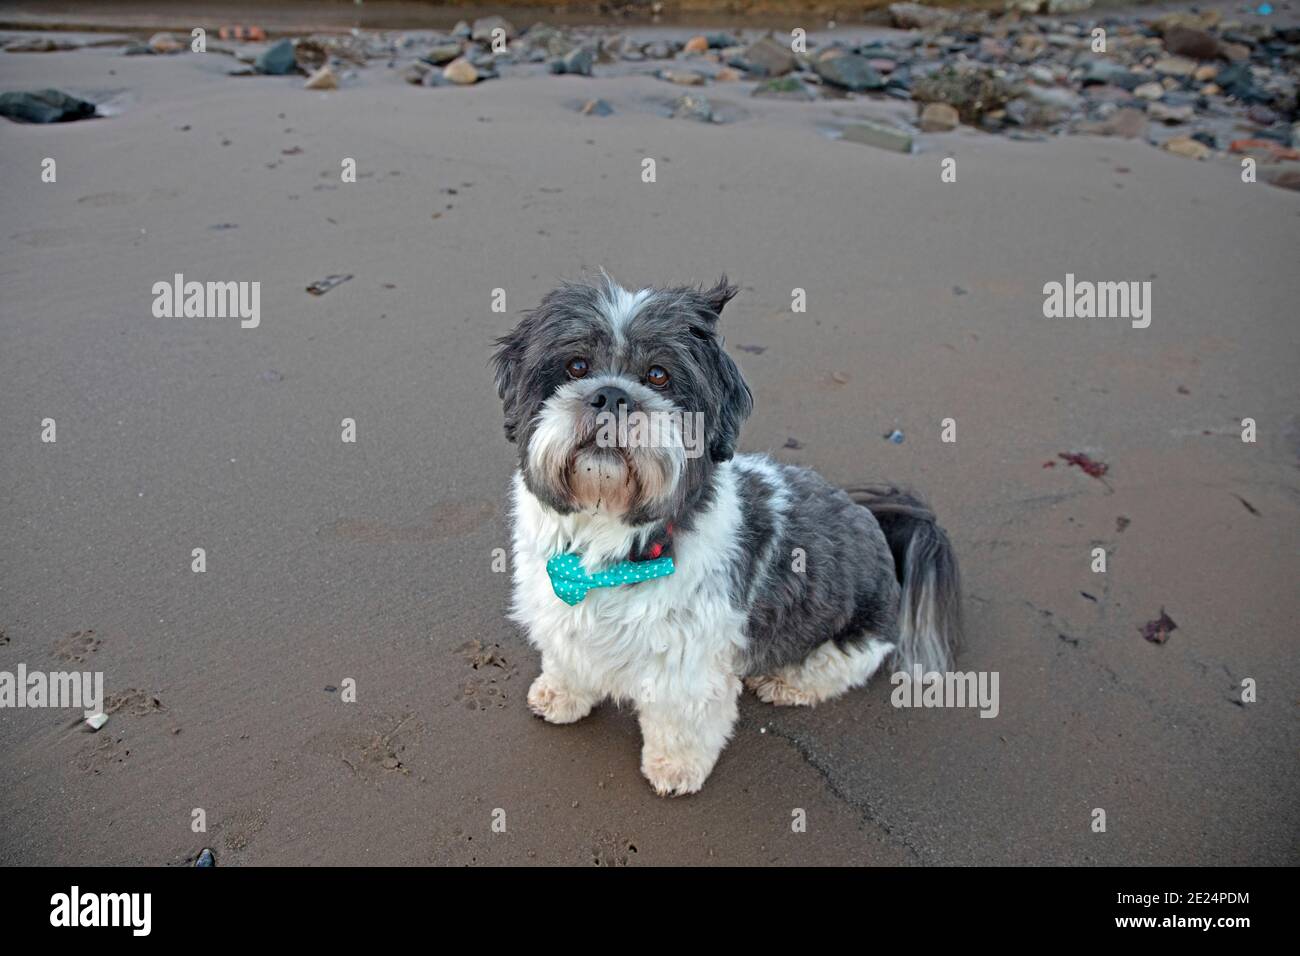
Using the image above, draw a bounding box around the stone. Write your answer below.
[1261,163,1300,191]
[919,102,959,131]
[714,67,743,82]
[1153,57,1197,78]
[660,70,706,86]
[148,32,184,54]
[684,36,709,55]
[451,21,471,40]
[889,3,952,30]
[255,39,297,75]
[1134,82,1165,101]
[1162,26,1220,61]
[579,98,613,116]
[812,52,885,92]
[751,76,815,101]
[550,46,593,76]
[304,66,338,90]
[1220,42,1251,63]
[1081,59,1139,90]
[912,67,1014,124]
[841,120,913,153]
[471,16,515,43]
[443,57,479,85]
[671,94,713,123]
[424,42,462,65]
[1163,135,1210,159]
[5,36,78,52]
[1076,106,1147,139]
[1148,102,1193,123]
[734,37,795,77]
[0,88,96,123]
[1193,64,1218,82]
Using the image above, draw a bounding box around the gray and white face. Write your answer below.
[492,277,753,524]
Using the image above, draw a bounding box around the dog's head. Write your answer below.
[492,275,752,523]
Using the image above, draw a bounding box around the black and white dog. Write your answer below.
[492,275,962,796]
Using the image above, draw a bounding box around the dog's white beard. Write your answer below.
[527,387,685,518]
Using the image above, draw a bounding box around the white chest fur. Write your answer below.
[507,466,749,706]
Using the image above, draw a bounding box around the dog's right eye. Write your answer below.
[566,357,590,379]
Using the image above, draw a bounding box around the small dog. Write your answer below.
[492,275,962,796]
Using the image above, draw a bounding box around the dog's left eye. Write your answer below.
[566,357,590,379]
[645,366,670,389]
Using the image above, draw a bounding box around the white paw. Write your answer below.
[745,675,818,707]
[641,750,710,797]
[527,672,593,724]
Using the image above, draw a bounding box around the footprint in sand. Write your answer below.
[53,629,100,663]
[455,640,517,712]
[592,830,639,867]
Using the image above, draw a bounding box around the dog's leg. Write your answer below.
[527,658,600,724]
[746,636,894,707]
[637,672,741,797]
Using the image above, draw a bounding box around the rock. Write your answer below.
[734,37,795,77]
[1023,84,1081,112]
[255,39,297,75]
[752,76,815,101]
[5,36,79,52]
[841,120,913,153]
[471,16,515,43]
[1046,0,1092,12]
[1214,63,1263,103]
[293,39,329,72]
[1247,105,1277,126]
[0,88,96,123]
[919,101,959,131]
[424,42,462,65]
[304,66,338,90]
[913,67,1014,124]
[1133,82,1165,101]
[684,36,709,55]
[1153,56,1197,78]
[451,21,471,40]
[1162,26,1220,61]
[443,57,479,85]
[1148,102,1193,123]
[706,33,739,49]
[148,32,184,54]
[550,46,593,76]
[660,70,706,86]
[403,62,429,84]
[579,98,613,116]
[889,3,951,30]
[1260,163,1300,191]
[1163,134,1210,159]
[714,67,743,82]
[812,51,885,92]
[1220,42,1251,63]
[671,94,713,123]
[1193,64,1218,82]
[642,40,676,60]
[1085,106,1148,138]
[1081,59,1139,90]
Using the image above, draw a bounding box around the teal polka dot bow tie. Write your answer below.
[546,552,676,606]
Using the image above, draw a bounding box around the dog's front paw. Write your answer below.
[640,749,711,797]
[745,675,818,707]
[527,672,594,724]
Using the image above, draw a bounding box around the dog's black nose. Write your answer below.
[589,385,633,412]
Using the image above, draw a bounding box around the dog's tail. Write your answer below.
[847,485,962,674]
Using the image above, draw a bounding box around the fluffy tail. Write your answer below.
[847,485,963,674]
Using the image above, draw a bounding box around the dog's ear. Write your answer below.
[702,275,739,319]
[491,318,529,444]
[708,339,753,463]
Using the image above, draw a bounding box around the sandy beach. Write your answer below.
[1,4,1297,866]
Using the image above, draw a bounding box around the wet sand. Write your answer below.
[0,26,1297,865]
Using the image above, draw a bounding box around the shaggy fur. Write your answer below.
[493,274,962,796]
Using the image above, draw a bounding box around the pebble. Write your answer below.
[841,120,913,153]
[919,102,959,132]
[443,57,478,85]
[304,66,338,90]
